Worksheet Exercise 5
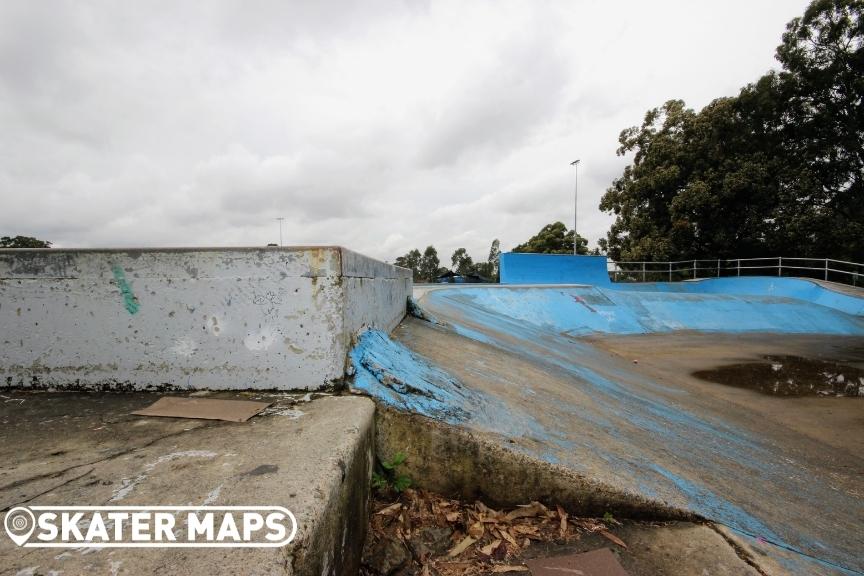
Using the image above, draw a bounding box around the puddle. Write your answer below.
[693,355,864,397]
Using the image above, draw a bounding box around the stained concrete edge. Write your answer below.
[0,392,375,576]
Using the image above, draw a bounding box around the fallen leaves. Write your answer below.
[448,535,477,557]
[600,529,628,549]
[362,489,629,576]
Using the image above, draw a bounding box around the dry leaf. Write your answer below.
[505,502,547,521]
[600,529,628,549]
[556,505,568,538]
[480,539,502,556]
[499,528,518,546]
[511,525,539,536]
[447,535,477,557]
[468,522,485,539]
[445,511,460,523]
[491,566,528,573]
[376,502,402,516]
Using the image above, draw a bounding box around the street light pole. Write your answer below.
[275,217,285,247]
[570,159,580,255]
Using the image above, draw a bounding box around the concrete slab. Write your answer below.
[516,521,762,576]
[0,391,375,575]
[0,246,410,391]
[348,281,864,575]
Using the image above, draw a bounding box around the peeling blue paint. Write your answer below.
[349,329,475,422]
[408,282,864,574]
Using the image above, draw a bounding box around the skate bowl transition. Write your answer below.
[353,254,864,575]
[2,248,864,575]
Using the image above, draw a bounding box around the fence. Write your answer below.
[608,257,863,287]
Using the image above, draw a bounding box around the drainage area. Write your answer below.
[693,355,864,397]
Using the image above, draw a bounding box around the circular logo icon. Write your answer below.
[4,507,35,546]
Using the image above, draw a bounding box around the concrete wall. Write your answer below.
[499,253,611,285]
[0,247,411,391]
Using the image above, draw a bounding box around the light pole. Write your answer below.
[275,217,285,247]
[570,159,580,255]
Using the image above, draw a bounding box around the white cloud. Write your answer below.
[0,0,809,262]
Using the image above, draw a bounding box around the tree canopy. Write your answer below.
[393,240,500,282]
[512,222,589,255]
[600,0,864,262]
[0,236,52,248]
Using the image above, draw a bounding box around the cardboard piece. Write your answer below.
[132,396,272,423]
[525,548,629,576]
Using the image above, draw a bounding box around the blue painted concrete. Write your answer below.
[383,281,864,574]
[498,252,864,318]
[349,329,478,422]
[427,285,864,336]
[349,329,555,440]
[613,276,864,316]
[500,253,611,285]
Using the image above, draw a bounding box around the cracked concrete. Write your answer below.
[0,391,375,575]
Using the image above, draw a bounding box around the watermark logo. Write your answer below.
[4,506,297,548]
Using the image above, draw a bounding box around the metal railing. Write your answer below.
[608,257,863,287]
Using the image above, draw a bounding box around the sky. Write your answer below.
[0,0,810,263]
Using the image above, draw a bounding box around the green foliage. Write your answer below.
[419,246,441,282]
[512,222,589,255]
[373,451,412,493]
[394,249,422,281]
[394,240,500,282]
[601,0,864,262]
[0,236,51,248]
[450,248,474,276]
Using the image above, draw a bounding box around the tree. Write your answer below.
[0,236,52,248]
[418,246,441,282]
[487,239,501,279]
[512,222,589,254]
[394,249,422,281]
[450,248,474,276]
[469,239,501,281]
[600,0,864,262]
[774,0,864,259]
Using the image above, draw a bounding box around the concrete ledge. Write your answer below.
[0,247,411,391]
[374,406,694,521]
[0,392,375,575]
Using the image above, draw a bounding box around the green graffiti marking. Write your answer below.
[111,265,140,315]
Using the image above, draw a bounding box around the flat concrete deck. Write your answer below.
[0,391,375,575]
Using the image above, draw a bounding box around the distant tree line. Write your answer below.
[600,0,864,262]
[394,240,502,283]
[0,236,51,248]
[393,222,600,282]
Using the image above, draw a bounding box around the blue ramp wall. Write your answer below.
[500,253,611,285]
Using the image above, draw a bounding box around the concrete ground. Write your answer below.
[513,521,761,576]
[0,391,375,576]
[368,285,864,575]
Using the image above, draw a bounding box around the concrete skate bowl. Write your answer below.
[386,278,864,575]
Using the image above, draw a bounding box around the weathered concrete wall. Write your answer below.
[0,247,410,391]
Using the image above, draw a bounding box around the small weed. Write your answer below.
[603,511,615,523]
[372,451,412,493]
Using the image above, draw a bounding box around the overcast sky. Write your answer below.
[0,0,809,262]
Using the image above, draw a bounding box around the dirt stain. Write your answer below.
[693,355,864,397]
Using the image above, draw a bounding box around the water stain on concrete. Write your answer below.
[693,355,864,397]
